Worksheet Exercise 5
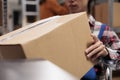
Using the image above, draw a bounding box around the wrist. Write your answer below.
[103,48,111,60]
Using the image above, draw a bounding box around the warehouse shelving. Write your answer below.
[95,0,120,33]
[21,0,40,27]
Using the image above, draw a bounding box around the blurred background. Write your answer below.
[0,0,120,35]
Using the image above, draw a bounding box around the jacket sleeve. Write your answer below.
[101,25,120,69]
[47,0,68,15]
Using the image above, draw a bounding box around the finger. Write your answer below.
[87,45,105,58]
[85,41,103,54]
[91,50,104,61]
[91,34,99,42]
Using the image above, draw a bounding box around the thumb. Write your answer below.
[91,34,99,42]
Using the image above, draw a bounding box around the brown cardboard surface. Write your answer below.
[94,2,120,27]
[0,12,93,78]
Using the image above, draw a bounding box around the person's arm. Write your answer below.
[85,34,108,62]
[85,25,120,68]
[101,25,120,61]
[47,0,68,15]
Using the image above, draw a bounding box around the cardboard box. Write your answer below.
[0,12,93,78]
[94,2,120,27]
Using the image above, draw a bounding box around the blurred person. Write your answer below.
[39,0,69,19]
[64,0,120,80]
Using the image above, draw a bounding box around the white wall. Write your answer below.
[7,0,21,32]
[8,0,19,4]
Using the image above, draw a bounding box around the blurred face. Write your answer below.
[65,0,88,13]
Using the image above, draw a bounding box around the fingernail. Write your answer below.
[85,50,88,53]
